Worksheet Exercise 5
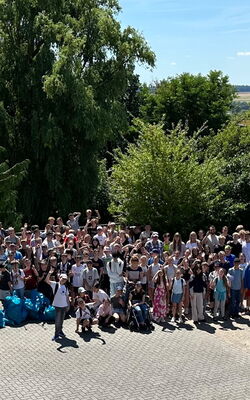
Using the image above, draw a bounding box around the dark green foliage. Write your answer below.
[0,148,29,226]
[0,0,155,223]
[140,71,235,135]
[109,114,250,234]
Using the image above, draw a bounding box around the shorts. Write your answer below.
[171,293,183,304]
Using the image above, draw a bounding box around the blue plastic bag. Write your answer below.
[24,298,42,320]
[0,310,5,328]
[24,290,50,320]
[4,296,28,325]
[43,306,56,321]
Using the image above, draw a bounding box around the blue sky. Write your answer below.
[118,0,250,84]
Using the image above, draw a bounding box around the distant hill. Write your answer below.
[235,85,250,92]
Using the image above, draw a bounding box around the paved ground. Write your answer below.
[1,312,250,400]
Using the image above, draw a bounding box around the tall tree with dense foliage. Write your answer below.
[140,71,235,135]
[0,148,29,226]
[205,112,250,227]
[0,0,155,223]
[109,120,224,234]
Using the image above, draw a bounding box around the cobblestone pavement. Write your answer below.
[1,313,250,400]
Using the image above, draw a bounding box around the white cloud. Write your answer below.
[170,62,177,65]
[237,51,250,56]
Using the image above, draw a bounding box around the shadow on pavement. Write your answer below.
[78,330,106,345]
[98,325,117,334]
[56,337,79,353]
[161,320,194,332]
[196,322,216,334]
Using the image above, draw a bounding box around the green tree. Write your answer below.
[109,120,223,234]
[205,112,250,227]
[0,0,155,223]
[0,148,29,226]
[140,71,235,135]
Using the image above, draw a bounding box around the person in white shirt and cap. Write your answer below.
[93,226,107,246]
[46,271,70,341]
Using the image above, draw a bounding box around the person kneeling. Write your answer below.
[75,298,93,333]
[97,299,115,327]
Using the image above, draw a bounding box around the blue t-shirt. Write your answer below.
[228,267,243,290]
[225,254,235,268]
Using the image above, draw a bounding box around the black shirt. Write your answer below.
[130,289,145,302]
[0,270,11,290]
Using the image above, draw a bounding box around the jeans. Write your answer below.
[230,289,241,316]
[15,288,25,299]
[133,303,148,324]
[55,307,68,336]
[110,281,124,297]
[214,299,226,317]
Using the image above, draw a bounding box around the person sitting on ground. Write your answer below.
[96,298,115,327]
[75,298,93,333]
[111,287,127,325]
[129,281,148,330]
[92,283,109,311]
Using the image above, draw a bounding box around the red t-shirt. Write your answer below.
[24,268,37,290]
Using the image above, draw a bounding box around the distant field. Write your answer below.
[235,92,250,102]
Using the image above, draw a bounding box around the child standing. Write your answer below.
[211,268,229,320]
[171,269,185,323]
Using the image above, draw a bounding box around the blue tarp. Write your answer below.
[3,290,55,325]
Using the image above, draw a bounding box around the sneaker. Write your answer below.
[87,326,92,332]
[58,331,66,338]
[171,317,175,323]
[177,317,182,324]
[52,335,60,341]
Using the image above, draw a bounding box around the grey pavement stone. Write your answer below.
[0,314,249,400]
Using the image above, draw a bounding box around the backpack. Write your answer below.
[52,283,59,301]
[171,278,184,292]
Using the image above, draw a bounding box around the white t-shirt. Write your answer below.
[165,265,177,281]
[71,264,85,287]
[12,269,25,289]
[50,281,69,308]
[92,289,109,304]
[172,278,185,294]
[93,233,107,246]
[75,307,91,320]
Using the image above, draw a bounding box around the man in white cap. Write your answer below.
[46,271,70,341]
[93,226,107,246]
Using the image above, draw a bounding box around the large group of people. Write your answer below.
[0,210,250,340]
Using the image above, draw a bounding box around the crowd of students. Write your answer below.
[0,210,250,340]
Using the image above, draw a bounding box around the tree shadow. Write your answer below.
[56,337,79,353]
[77,330,106,345]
